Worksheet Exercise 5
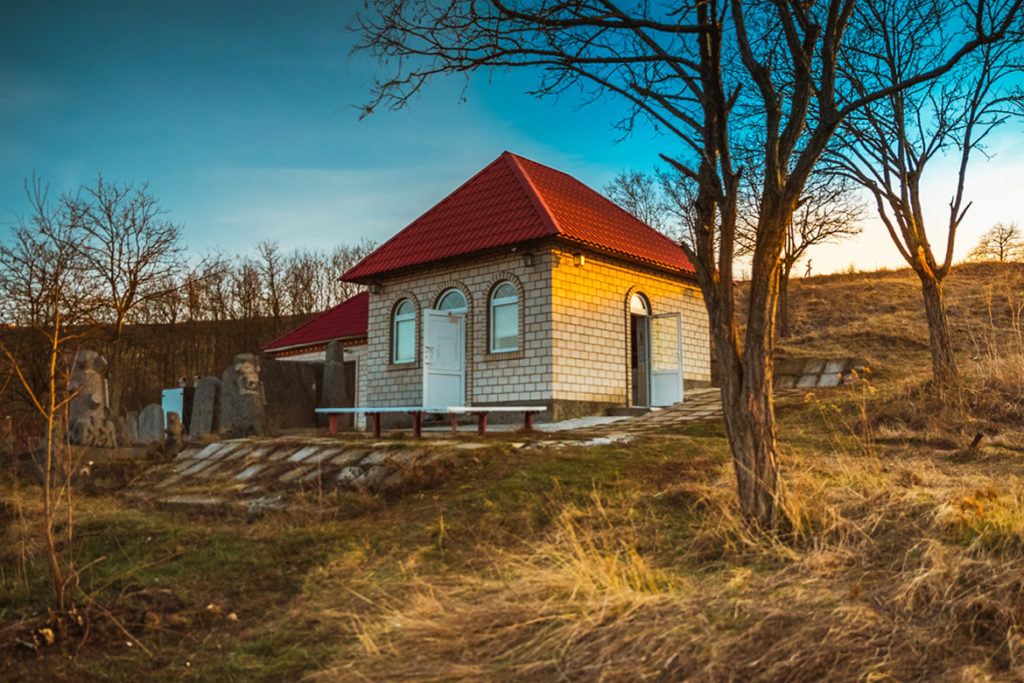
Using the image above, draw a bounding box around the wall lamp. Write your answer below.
[572,252,585,267]
[369,282,383,295]
[522,252,535,267]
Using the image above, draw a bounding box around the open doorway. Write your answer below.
[630,293,650,406]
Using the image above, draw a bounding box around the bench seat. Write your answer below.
[315,406,547,437]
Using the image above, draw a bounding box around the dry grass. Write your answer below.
[306,264,1024,681]
[308,433,1024,681]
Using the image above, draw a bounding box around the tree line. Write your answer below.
[0,174,375,415]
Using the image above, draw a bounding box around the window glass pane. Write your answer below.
[494,282,517,300]
[396,300,414,316]
[438,289,466,311]
[492,301,518,351]
[651,316,680,371]
[394,318,414,362]
[630,293,649,315]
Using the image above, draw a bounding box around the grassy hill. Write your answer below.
[2,263,1023,680]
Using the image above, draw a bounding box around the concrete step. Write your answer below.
[606,407,651,417]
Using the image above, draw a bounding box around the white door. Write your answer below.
[422,309,465,408]
[650,312,684,406]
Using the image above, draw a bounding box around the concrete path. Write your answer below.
[129,389,726,511]
[542,387,723,437]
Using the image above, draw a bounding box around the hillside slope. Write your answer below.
[2,263,1024,681]
[775,261,1024,380]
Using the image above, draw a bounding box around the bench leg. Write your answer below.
[450,413,458,436]
[475,412,488,436]
[328,414,339,435]
[370,412,381,438]
[409,410,423,438]
[524,411,537,431]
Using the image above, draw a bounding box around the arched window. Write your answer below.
[437,288,467,312]
[630,292,650,316]
[392,299,416,363]
[489,281,519,352]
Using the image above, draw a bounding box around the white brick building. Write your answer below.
[267,152,711,426]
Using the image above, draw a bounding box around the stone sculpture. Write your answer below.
[220,353,266,437]
[165,412,185,453]
[67,350,119,448]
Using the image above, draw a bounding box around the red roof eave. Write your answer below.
[261,291,369,353]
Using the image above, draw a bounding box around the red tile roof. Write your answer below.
[343,152,694,281]
[262,291,368,354]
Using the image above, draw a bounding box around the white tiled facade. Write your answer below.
[358,245,710,423]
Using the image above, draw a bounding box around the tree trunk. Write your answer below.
[701,273,785,530]
[919,274,958,384]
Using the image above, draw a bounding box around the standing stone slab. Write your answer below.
[125,412,140,445]
[138,404,165,444]
[190,376,221,441]
[320,341,355,430]
[221,354,267,438]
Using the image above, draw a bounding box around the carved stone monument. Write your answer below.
[67,350,119,448]
[220,353,267,437]
[165,412,185,453]
[138,404,165,444]
[189,376,220,441]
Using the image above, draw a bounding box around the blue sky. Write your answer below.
[2,0,1020,274]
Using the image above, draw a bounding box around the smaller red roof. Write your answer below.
[262,291,368,354]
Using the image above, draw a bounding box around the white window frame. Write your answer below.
[436,288,467,312]
[489,281,519,353]
[392,299,416,364]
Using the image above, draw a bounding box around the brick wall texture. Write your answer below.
[358,246,711,413]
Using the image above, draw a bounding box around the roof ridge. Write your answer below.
[343,155,512,281]
[503,152,563,237]
[513,152,686,252]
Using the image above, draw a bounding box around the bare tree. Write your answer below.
[283,250,324,316]
[610,167,863,338]
[830,9,1022,383]
[256,240,285,322]
[738,174,864,337]
[0,177,88,611]
[605,168,701,246]
[354,0,1022,529]
[230,258,265,320]
[967,221,1024,261]
[330,239,378,304]
[0,177,93,398]
[69,175,184,409]
[605,171,670,233]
